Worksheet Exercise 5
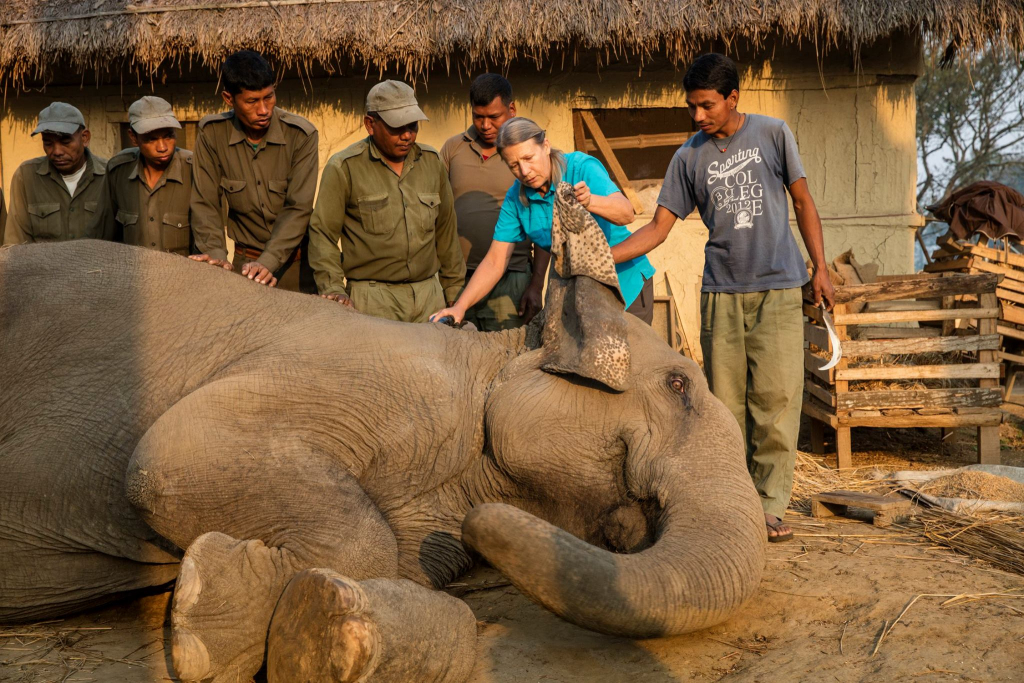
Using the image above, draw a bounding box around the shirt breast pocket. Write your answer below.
[357,193,393,235]
[415,192,441,235]
[116,210,140,244]
[27,202,62,239]
[219,178,250,214]
[266,179,289,217]
[161,213,191,252]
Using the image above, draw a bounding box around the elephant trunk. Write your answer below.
[461,401,766,638]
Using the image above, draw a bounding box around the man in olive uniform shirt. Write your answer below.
[309,80,465,322]
[94,96,193,255]
[3,102,111,245]
[190,50,319,292]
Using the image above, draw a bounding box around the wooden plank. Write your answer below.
[802,396,838,428]
[806,381,836,407]
[964,241,1024,270]
[1002,401,1024,419]
[994,276,1024,295]
[924,257,973,273]
[842,334,999,358]
[864,299,941,312]
[578,110,645,214]
[572,112,587,154]
[997,287,1024,306]
[581,131,692,152]
[835,363,1000,381]
[831,273,997,304]
[804,350,835,383]
[853,326,942,339]
[968,258,1023,282]
[813,490,912,511]
[1001,302,1024,326]
[832,307,999,325]
[803,303,824,324]
[840,411,1002,428]
[998,324,1024,342]
[836,387,1002,411]
[804,322,830,350]
[999,350,1024,364]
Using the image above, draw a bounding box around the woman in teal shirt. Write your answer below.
[430,117,656,325]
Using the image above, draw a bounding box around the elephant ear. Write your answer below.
[539,181,631,392]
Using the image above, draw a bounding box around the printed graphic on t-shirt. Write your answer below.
[707,147,763,230]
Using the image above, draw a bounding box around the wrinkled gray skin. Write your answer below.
[0,240,765,682]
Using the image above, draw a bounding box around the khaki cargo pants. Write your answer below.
[463,269,533,332]
[347,276,446,324]
[700,287,804,520]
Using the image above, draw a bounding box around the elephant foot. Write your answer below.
[172,532,292,683]
[267,570,478,683]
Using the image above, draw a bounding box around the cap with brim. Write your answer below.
[32,102,86,136]
[128,96,182,135]
[366,80,428,128]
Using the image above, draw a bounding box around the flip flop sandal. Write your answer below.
[766,518,794,543]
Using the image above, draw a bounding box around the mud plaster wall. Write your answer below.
[0,36,921,338]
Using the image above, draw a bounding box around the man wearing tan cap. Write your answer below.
[3,102,111,245]
[189,50,319,292]
[308,80,465,322]
[93,96,193,255]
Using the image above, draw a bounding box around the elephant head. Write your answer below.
[465,183,765,638]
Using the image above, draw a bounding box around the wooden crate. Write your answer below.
[803,272,1002,469]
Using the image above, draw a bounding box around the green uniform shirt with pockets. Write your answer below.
[308,137,466,304]
[190,108,318,272]
[96,147,193,255]
[3,149,111,245]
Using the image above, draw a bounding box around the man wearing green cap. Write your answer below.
[308,80,465,323]
[3,102,111,245]
[189,50,319,292]
[93,96,193,255]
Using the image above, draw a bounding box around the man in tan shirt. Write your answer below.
[308,80,465,323]
[94,97,193,255]
[3,103,111,245]
[440,74,548,330]
[189,50,319,292]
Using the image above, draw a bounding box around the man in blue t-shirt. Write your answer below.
[613,53,835,543]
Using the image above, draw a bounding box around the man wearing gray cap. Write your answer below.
[93,96,193,255]
[3,102,111,245]
[308,80,465,322]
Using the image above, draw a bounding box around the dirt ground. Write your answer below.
[3,422,1024,682]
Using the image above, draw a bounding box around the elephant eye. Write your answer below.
[670,377,686,393]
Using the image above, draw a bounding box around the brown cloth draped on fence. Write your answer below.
[929,181,1024,242]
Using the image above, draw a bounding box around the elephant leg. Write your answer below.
[267,569,477,683]
[126,388,399,683]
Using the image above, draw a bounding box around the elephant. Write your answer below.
[0,186,766,682]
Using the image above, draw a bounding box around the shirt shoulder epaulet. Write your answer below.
[276,109,317,136]
[198,111,233,129]
[418,143,440,157]
[106,148,140,172]
[177,148,194,164]
[331,139,369,166]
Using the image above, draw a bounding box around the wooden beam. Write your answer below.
[836,387,1002,411]
[998,324,1024,342]
[924,257,974,273]
[581,131,693,152]
[831,307,999,326]
[806,381,836,407]
[964,241,1024,270]
[835,363,1000,381]
[1001,302,1024,326]
[578,110,646,215]
[802,396,838,428]
[831,273,998,304]
[852,326,942,339]
[967,258,1023,282]
[804,350,835,383]
[572,112,587,154]
[841,334,999,358]
[841,411,1002,428]
[804,322,830,351]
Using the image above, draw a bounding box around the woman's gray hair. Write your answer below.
[496,117,567,206]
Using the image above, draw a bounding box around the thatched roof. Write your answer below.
[1,0,1021,89]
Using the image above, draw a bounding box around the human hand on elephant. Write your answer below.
[429,304,466,324]
[321,292,356,309]
[241,261,278,287]
[518,281,543,323]
[188,253,233,270]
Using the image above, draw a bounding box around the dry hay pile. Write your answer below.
[790,452,1024,576]
[806,349,973,392]
[919,471,1024,503]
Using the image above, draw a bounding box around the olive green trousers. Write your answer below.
[463,269,533,332]
[347,276,446,324]
[700,287,804,519]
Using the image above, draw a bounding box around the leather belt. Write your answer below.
[235,244,302,261]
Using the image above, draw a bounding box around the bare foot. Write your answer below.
[765,514,793,543]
